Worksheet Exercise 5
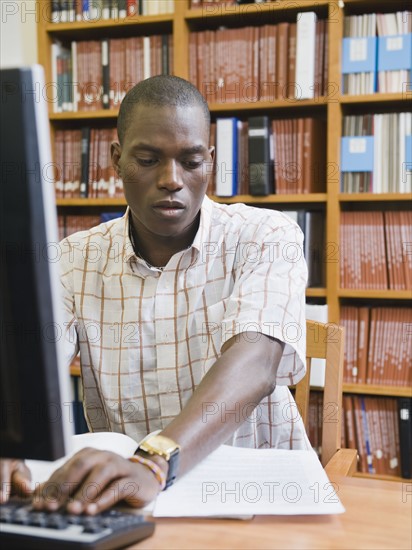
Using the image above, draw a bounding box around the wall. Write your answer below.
[0,0,38,68]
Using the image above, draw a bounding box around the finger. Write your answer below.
[12,465,33,497]
[33,448,98,510]
[66,456,129,514]
[81,461,162,515]
[0,460,31,503]
[0,461,13,503]
[82,478,144,515]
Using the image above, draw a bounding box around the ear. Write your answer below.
[208,146,215,163]
[111,141,122,176]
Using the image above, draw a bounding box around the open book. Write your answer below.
[26,432,345,517]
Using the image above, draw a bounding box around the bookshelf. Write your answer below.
[37,0,411,480]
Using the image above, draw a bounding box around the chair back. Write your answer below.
[294,320,345,467]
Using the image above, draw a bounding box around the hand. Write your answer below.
[32,448,162,515]
[0,459,32,503]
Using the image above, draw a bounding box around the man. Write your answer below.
[1,75,310,513]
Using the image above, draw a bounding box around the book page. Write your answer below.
[153,446,345,517]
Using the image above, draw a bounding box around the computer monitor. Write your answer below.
[0,66,73,460]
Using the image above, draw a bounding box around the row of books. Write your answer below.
[211,116,326,197]
[190,0,275,7]
[52,34,173,112]
[342,11,412,94]
[341,113,412,193]
[58,215,101,240]
[50,0,175,22]
[340,211,412,290]
[189,13,328,102]
[53,114,326,199]
[58,212,124,240]
[307,394,411,478]
[54,128,123,198]
[342,396,411,478]
[340,306,411,387]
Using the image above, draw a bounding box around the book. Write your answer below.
[303,211,325,287]
[26,435,345,517]
[215,118,238,196]
[295,12,317,99]
[79,127,90,198]
[248,116,273,195]
[377,11,412,93]
[398,397,412,479]
[153,445,345,517]
[342,13,377,95]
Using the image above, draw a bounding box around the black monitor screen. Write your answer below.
[0,66,72,461]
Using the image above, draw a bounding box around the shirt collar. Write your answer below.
[191,195,213,255]
[122,196,214,267]
[123,208,136,264]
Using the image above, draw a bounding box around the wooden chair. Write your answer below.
[294,320,358,476]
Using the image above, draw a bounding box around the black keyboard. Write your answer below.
[0,498,155,550]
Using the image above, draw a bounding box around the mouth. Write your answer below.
[152,201,186,218]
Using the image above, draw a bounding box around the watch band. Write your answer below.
[163,446,179,489]
[137,434,180,490]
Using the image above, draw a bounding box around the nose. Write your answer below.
[157,159,183,192]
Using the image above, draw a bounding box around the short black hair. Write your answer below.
[117,75,210,144]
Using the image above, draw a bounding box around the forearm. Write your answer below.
[160,332,284,476]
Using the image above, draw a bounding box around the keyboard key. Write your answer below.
[0,499,155,549]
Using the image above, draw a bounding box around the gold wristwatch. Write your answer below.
[137,435,181,490]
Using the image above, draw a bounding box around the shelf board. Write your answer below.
[211,193,327,204]
[45,14,173,33]
[57,198,127,206]
[340,92,409,105]
[306,288,327,297]
[338,289,412,299]
[343,384,412,398]
[209,98,327,113]
[339,193,412,201]
[293,384,411,398]
[50,97,328,119]
[185,0,330,19]
[50,110,118,121]
[57,195,328,206]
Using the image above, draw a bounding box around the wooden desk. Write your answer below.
[133,475,411,550]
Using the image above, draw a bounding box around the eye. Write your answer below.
[136,157,158,167]
[182,159,203,170]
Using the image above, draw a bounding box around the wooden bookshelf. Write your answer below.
[37,0,411,481]
[57,198,127,206]
[343,384,412,398]
[211,193,327,204]
[338,289,412,299]
[339,193,412,202]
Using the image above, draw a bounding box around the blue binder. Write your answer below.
[341,136,374,172]
[378,33,412,71]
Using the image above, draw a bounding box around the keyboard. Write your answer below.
[0,498,155,550]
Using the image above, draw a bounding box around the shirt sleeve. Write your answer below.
[220,214,308,386]
[59,238,79,368]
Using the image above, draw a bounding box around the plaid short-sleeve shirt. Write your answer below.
[61,196,311,450]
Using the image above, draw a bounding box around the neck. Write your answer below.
[129,216,199,269]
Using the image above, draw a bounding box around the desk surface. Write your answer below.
[133,475,411,550]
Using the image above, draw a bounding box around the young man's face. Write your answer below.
[112,104,214,241]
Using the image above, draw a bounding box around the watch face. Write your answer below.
[141,435,180,460]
